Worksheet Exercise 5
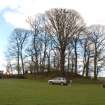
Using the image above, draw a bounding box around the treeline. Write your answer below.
[6,8,105,79]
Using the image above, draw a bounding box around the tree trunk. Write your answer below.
[94,44,97,80]
[36,56,39,74]
[82,45,86,76]
[86,55,89,77]
[68,54,70,72]
[74,42,77,74]
[20,50,25,75]
[47,56,50,72]
[53,56,56,69]
[60,49,65,76]
[71,56,74,73]
[17,48,20,76]
[82,64,86,76]
[31,55,36,79]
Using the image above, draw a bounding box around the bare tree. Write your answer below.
[7,30,21,75]
[40,21,51,72]
[26,16,42,76]
[88,25,105,79]
[71,35,79,74]
[15,29,29,75]
[7,28,29,75]
[80,35,92,77]
[45,8,85,75]
[65,44,73,72]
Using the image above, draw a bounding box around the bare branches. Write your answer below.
[7,28,29,75]
[45,8,85,73]
[87,25,105,79]
[6,8,105,79]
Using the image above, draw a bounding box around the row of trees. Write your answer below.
[6,8,105,79]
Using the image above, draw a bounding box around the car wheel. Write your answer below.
[102,84,105,88]
[61,82,64,86]
[49,82,53,85]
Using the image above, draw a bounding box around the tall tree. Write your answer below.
[88,25,105,79]
[27,16,42,76]
[7,28,29,75]
[14,29,29,75]
[80,35,91,77]
[45,8,85,75]
[72,35,79,74]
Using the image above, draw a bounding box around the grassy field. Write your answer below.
[0,79,105,105]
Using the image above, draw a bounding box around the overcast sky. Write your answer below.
[0,0,105,71]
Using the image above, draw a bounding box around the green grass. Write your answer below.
[0,79,105,105]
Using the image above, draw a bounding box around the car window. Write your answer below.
[57,78,60,80]
[53,77,66,80]
[54,77,59,80]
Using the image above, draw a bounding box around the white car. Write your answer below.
[48,77,70,85]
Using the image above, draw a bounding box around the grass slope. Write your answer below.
[0,79,104,105]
